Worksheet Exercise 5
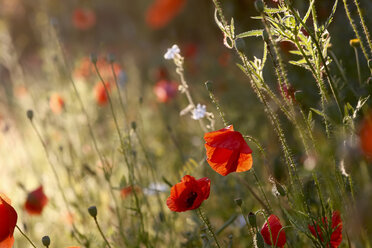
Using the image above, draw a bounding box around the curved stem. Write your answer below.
[94,217,113,248]
[16,225,38,248]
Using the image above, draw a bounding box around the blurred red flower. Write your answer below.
[166,175,210,212]
[261,214,286,248]
[94,82,111,106]
[0,195,17,248]
[120,186,141,199]
[154,80,178,103]
[360,113,372,158]
[308,211,343,248]
[24,186,48,215]
[74,57,122,81]
[146,0,186,29]
[49,93,65,114]
[72,8,96,31]
[204,125,253,176]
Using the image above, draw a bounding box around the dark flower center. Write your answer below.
[185,191,198,208]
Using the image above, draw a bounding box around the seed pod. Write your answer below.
[349,39,360,48]
[254,0,265,13]
[248,212,257,228]
[42,236,51,247]
[88,206,97,218]
[26,110,34,121]
[234,198,243,207]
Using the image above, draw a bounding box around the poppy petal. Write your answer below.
[236,153,253,173]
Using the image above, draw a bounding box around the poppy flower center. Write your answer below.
[185,191,198,208]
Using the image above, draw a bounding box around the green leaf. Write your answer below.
[264,7,286,14]
[236,29,263,39]
[324,0,338,30]
[310,108,326,118]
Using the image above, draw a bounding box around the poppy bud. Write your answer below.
[205,81,213,92]
[294,90,304,102]
[254,0,265,13]
[42,236,51,247]
[248,212,257,227]
[349,39,360,48]
[255,232,265,248]
[88,206,97,218]
[90,53,97,64]
[262,30,269,43]
[235,38,246,53]
[131,121,137,130]
[107,53,116,63]
[27,109,34,121]
[234,198,243,207]
[276,183,286,196]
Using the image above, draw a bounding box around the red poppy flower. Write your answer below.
[204,125,253,176]
[72,8,96,31]
[94,82,111,106]
[360,113,372,158]
[146,0,186,29]
[261,214,286,248]
[308,211,343,248]
[24,186,48,215]
[166,175,210,212]
[154,80,178,103]
[49,93,65,114]
[0,196,17,248]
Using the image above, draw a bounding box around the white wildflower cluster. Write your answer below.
[164,45,180,60]
[191,104,207,120]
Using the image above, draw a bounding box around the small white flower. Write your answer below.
[164,44,180,60]
[191,104,207,120]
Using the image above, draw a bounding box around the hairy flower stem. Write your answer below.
[93,217,113,248]
[353,0,372,56]
[286,0,342,116]
[16,225,38,248]
[205,81,229,126]
[342,0,370,60]
[197,207,221,248]
[354,47,362,85]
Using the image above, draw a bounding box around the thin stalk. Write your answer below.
[29,119,85,244]
[16,225,38,248]
[343,0,370,60]
[93,217,113,248]
[110,62,128,124]
[197,208,221,248]
[94,63,147,244]
[353,47,362,85]
[353,0,372,57]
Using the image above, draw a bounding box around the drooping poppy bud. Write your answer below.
[260,215,286,248]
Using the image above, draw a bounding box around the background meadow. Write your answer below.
[0,0,372,247]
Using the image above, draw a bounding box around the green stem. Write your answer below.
[197,208,221,248]
[343,0,370,61]
[16,225,38,248]
[94,217,113,248]
[353,0,372,57]
[354,47,362,85]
